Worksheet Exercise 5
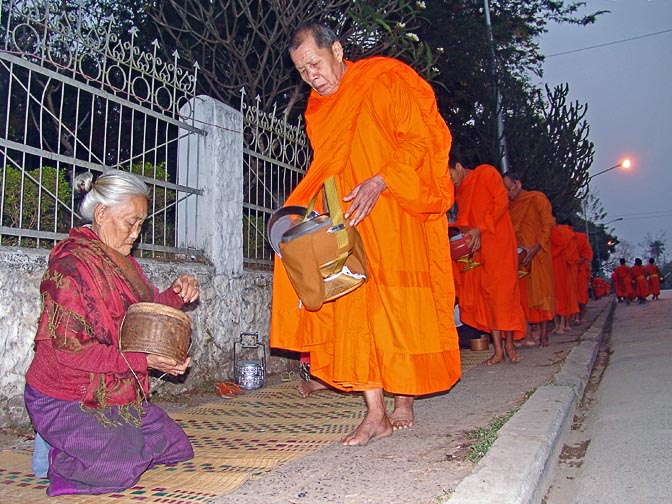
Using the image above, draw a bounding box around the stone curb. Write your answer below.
[448,299,616,504]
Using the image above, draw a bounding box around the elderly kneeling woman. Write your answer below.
[24,170,199,496]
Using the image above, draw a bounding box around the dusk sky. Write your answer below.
[535,0,672,259]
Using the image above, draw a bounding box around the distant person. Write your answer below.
[591,275,610,299]
[631,258,649,304]
[551,220,580,333]
[502,172,556,347]
[270,23,461,446]
[573,231,593,323]
[646,258,661,300]
[614,258,635,304]
[449,153,526,365]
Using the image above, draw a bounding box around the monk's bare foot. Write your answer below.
[514,335,537,348]
[484,353,505,365]
[505,344,523,363]
[297,379,327,399]
[389,396,415,430]
[539,337,550,348]
[342,415,393,446]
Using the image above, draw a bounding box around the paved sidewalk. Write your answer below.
[211,297,614,504]
[560,293,671,503]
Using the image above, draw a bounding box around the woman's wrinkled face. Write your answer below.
[93,195,147,256]
[290,36,345,96]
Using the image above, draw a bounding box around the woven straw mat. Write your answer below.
[1,350,483,503]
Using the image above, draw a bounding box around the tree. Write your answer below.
[419,1,604,167]
[146,0,438,114]
[642,233,667,262]
[498,83,594,220]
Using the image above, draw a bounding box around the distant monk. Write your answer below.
[551,220,579,333]
[502,172,556,347]
[611,270,622,301]
[631,258,649,304]
[591,276,610,299]
[449,153,526,365]
[646,258,661,300]
[573,231,593,323]
[614,258,635,304]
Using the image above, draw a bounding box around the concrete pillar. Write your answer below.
[178,96,243,275]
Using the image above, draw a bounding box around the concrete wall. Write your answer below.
[0,98,293,429]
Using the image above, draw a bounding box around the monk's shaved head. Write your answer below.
[289,23,339,53]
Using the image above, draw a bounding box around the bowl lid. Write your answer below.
[280,214,332,243]
[266,205,319,256]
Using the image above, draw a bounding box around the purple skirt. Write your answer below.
[24,385,194,496]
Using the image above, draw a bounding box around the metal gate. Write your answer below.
[0,0,204,258]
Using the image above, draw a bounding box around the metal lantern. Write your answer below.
[233,332,266,390]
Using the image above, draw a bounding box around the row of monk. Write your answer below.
[447,157,595,363]
[611,257,662,304]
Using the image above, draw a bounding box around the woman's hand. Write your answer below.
[147,355,191,376]
[171,274,199,304]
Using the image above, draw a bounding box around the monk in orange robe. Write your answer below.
[551,221,580,333]
[502,173,556,347]
[449,157,526,365]
[270,24,460,446]
[573,231,593,323]
[646,258,661,300]
[611,270,622,300]
[631,258,649,303]
[614,258,635,304]
[591,276,610,299]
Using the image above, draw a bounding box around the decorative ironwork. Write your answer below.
[241,90,311,270]
[0,0,203,257]
[1,0,198,117]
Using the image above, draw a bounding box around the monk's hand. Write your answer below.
[466,227,481,252]
[523,244,541,265]
[147,355,191,376]
[171,274,199,304]
[343,175,386,226]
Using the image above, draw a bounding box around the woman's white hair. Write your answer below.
[79,170,149,222]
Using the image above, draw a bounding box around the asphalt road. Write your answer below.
[547,292,672,503]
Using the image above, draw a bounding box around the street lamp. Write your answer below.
[583,159,632,274]
[588,159,632,181]
[595,217,624,274]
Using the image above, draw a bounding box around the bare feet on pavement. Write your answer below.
[505,343,523,363]
[514,334,537,348]
[389,395,415,430]
[485,352,505,365]
[341,415,393,446]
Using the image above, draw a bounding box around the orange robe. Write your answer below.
[551,225,580,317]
[646,264,661,296]
[631,264,649,298]
[508,189,555,323]
[591,277,610,299]
[611,271,621,297]
[574,232,593,305]
[453,165,526,337]
[614,264,635,299]
[270,57,460,395]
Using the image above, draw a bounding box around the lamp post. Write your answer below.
[582,159,632,274]
[595,217,624,274]
[483,0,510,173]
